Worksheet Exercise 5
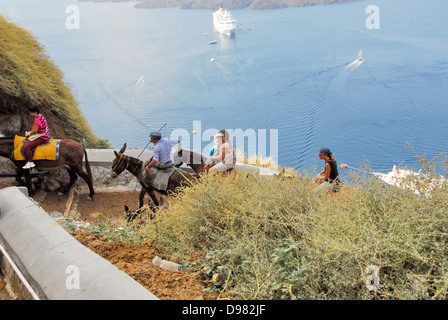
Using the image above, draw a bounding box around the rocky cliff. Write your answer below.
[79,0,359,10]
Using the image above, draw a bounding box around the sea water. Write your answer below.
[1,0,447,175]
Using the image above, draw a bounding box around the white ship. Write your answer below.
[212,7,237,36]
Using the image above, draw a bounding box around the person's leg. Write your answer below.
[211,162,234,172]
[208,158,222,172]
[24,138,44,165]
[312,181,333,195]
[209,162,221,172]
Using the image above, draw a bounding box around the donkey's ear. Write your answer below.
[119,143,127,154]
[114,150,119,157]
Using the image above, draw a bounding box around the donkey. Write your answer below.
[0,136,95,199]
[173,141,208,176]
[111,143,197,209]
[173,141,239,179]
[124,204,156,223]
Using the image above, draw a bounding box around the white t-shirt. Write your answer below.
[222,142,234,165]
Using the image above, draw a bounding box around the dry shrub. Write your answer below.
[0,15,102,145]
[129,161,448,300]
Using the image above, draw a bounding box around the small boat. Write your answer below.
[372,165,445,198]
[341,163,446,198]
[209,40,217,45]
[210,58,216,63]
[357,49,363,61]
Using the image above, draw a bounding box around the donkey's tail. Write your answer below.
[83,148,93,184]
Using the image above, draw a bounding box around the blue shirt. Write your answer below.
[153,138,173,164]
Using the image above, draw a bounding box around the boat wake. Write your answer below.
[261,52,372,169]
[345,49,364,70]
[275,61,349,96]
[135,76,145,88]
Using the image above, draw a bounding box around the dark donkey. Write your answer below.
[0,136,95,199]
[173,141,239,178]
[173,141,208,176]
[111,143,197,209]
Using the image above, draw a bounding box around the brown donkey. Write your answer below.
[0,136,94,199]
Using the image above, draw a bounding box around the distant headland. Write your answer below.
[78,0,360,10]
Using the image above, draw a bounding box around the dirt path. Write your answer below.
[49,190,217,300]
[0,180,217,300]
[74,231,216,300]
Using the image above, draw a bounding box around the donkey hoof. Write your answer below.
[87,196,93,201]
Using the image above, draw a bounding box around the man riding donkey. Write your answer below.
[142,131,177,191]
[145,131,174,171]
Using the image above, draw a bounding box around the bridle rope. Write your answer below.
[112,154,141,175]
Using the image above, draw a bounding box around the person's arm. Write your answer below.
[210,148,219,159]
[146,145,160,172]
[145,159,159,172]
[25,124,39,136]
[315,169,325,180]
[320,163,331,181]
[315,163,331,182]
[220,144,226,160]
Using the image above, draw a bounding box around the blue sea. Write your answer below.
[1,0,447,175]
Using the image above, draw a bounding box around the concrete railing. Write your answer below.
[85,148,278,175]
[0,186,158,300]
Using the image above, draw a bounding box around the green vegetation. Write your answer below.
[87,152,448,300]
[0,15,106,147]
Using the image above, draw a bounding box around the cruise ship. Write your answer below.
[212,7,237,36]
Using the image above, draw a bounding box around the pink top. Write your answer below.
[33,114,50,140]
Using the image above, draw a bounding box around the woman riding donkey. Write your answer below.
[207,129,236,173]
[22,105,51,169]
[2,105,95,199]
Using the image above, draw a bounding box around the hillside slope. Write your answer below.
[135,0,358,10]
[0,15,101,146]
[79,0,359,10]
